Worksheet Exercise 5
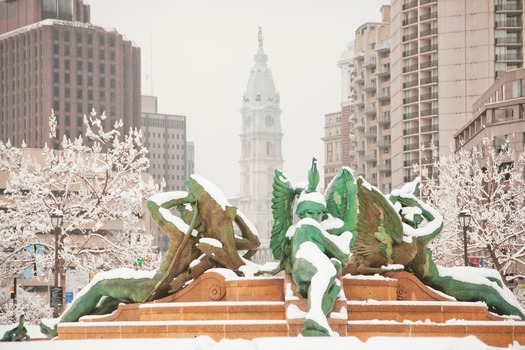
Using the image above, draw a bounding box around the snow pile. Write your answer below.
[0,333,520,350]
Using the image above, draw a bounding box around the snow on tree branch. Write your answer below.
[414,138,525,288]
[0,111,159,286]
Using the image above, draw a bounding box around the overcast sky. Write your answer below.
[87,0,389,197]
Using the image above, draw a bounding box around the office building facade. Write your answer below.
[0,0,141,149]
[390,0,523,187]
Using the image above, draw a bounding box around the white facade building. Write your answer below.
[238,28,283,252]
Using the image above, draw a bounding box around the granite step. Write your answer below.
[81,301,286,323]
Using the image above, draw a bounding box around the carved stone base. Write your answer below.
[58,269,525,347]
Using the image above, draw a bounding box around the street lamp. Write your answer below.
[50,211,63,318]
[458,208,471,267]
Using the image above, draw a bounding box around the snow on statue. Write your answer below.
[40,174,260,338]
[39,157,525,338]
[269,158,525,336]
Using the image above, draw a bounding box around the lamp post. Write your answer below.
[458,208,471,267]
[50,211,63,318]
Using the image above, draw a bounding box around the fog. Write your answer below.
[87,0,389,196]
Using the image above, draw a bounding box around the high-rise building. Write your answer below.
[322,111,344,188]
[141,95,188,192]
[0,0,141,149]
[141,95,191,253]
[238,27,283,252]
[337,41,357,172]
[331,6,391,193]
[389,0,523,188]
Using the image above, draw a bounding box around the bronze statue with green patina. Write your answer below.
[2,315,30,342]
[270,159,525,337]
[40,175,260,338]
[270,158,353,336]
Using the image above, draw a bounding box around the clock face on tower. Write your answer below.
[265,115,274,127]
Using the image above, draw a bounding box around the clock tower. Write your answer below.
[239,27,283,253]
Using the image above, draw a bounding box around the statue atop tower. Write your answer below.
[258,26,263,47]
[238,28,284,263]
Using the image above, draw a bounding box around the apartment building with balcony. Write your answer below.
[349,5,392,193]
[322,111,343,188]
[390,0,524,187]
[324,41,357,188]
[454,68,525,155]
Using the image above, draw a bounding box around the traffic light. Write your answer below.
[8,284,14,300]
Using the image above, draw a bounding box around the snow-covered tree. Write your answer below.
[0,110,158,310]
[414,138,525,287]
[0,287,52,325]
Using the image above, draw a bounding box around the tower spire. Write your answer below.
[258,27,263,48]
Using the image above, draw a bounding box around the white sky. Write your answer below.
[87,0,389,197]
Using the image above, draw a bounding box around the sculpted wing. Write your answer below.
[270,169,295,271]
[324,167,358,236]
[353,177,404,267]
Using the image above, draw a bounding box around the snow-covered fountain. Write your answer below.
[39,160,525,347]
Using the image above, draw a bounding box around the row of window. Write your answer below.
[144,141,186,148]
[53,57,116,74]
[53,29,117,48]
[142,119,185,129]
[53,43,117,61]
[143,131,183,139]
[149,152,185,159]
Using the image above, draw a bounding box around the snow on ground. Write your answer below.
[0,334,523,350]
[0,326,523,350]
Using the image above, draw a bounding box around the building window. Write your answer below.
[512,80,522,98]
[494,135,508,153]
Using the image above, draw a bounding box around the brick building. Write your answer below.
[0,0,141,148]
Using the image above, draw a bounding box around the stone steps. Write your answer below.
[81,301,286,323]
[346,300,506,322]
[60,320,290,340]
[56,270,525,347]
